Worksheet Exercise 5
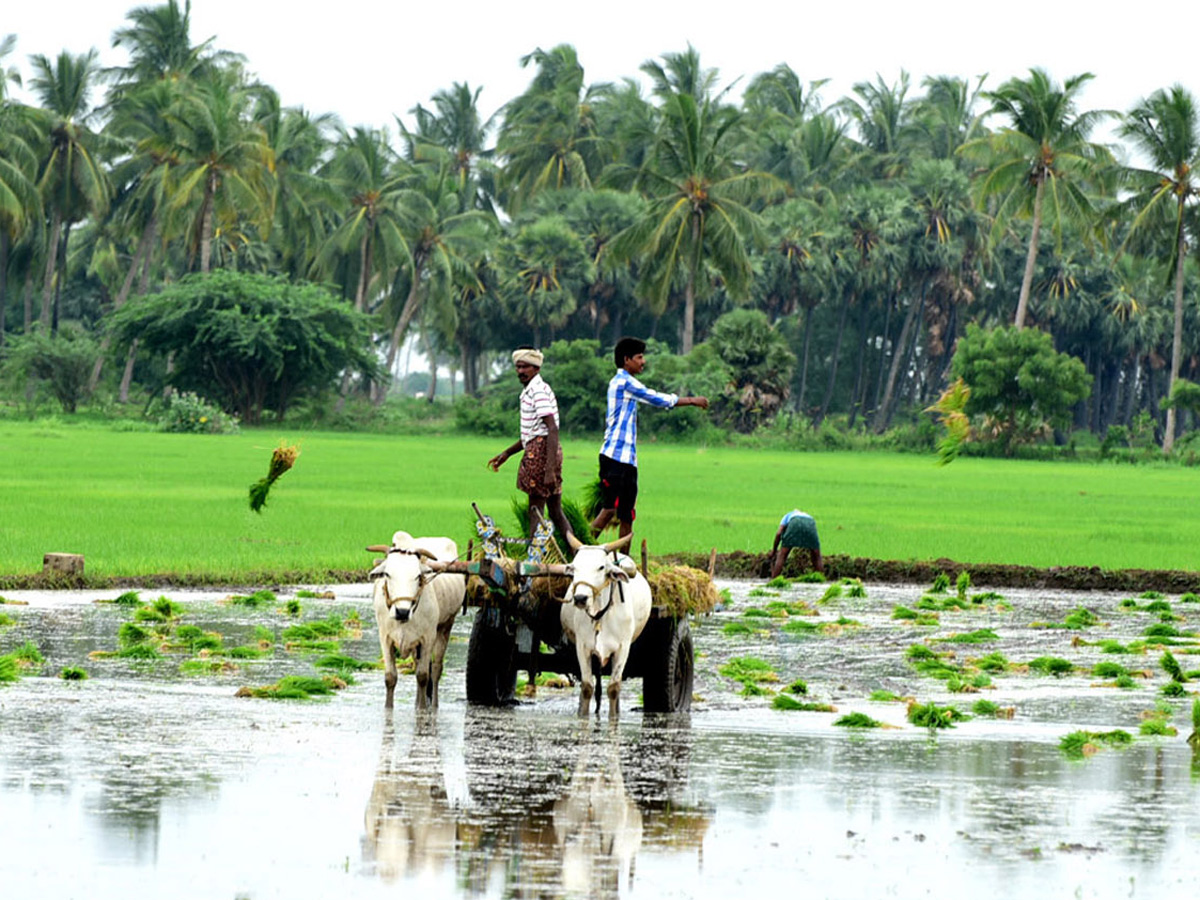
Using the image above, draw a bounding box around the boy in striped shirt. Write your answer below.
[590,337,709,539]
[488,347,574,540]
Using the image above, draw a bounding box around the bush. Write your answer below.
[0,324,99,414]
[158,391,240,434]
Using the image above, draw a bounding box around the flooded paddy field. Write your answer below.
[2,576,1199,899]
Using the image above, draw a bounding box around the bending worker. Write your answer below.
[771,509,822,578]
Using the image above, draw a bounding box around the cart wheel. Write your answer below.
[642,617,694,713]
[466,607,518,706]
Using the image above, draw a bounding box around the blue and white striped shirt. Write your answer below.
[598,369,678,467]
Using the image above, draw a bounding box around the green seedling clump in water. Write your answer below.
[236,674,346,700]
[834,712,882,728]
[112,590,142,606]
[796,571,826,583]
[1093,661,1128,679]
[870,690,907,702]
[0,654,19,682]
[1144,600,1173,614]
[742,607,771,618]
[1161,681,1188,698]
[766,576,791,589]
[253,626,273,646]
[929,572,950,594]
[956,570,971,599]
[971,699,1000,716]
[315,653,379,673]
[785,679,808,695]
[283,614,348,643]
[719,656,779,687]
[1028,656,1074,677]
[782,620,820,635]
[174,625,224,654]
[819,583,842,603]
[908,702,968,729]
[905,644,939,661]
[117,643,162,660]
[284,599,302,616]
[60,666,88,680]
[1140,718,1178,736]
[230,589,277,608]
[1161,650,1188,683]
[747,588,779,599]
[12,641,43,666]
[1181,593,1200,604]
[1059,729,1133,759]
[1140,591,1165,600]
[0,613,14,628]
[118,622,154,647]
[937,629,1000,644]
[841,579,866,598]
[228,645,267,659]
[913,658,960,680]
[1097,639,1131,654]
[772,694,835,712]
[1114,674,1137,689]
[1063,608,1101,629]
[892,606,939,625]
[973,652,1010,672]
[970,591,1006,604]
[722,621,752,636]
[739,682,773,697]
[1119,598,1139,610]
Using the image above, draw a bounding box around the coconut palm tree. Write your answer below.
[495,214,594,346]
[608,87,779,353]
[29,48,114,332]
[1117,85,1200,452]
[496,44,610,212]
[961,69,1113,329]
[163,69,269,273]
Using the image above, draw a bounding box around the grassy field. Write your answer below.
[2,419,1198,580]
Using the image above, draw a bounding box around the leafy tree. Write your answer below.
[540,338,610,432]
[107,270,376,423]
[951,323,1092,455]
[494,214,593,345]
[704,308,795,433]
[1117,85,1200,453]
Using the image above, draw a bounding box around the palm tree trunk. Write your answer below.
[40,209,62,328]
[91,217,157,391]
[875,285,923,432]
[0,232,8,348]
[383,263,425,379]
[22,269,33,331]
[52,221,72,336]
[681,274,696,355]
[796,304,814,413]
[199,171,217,274]
[1163,216,1187,454]
[354,230,372,312]
[815,292,852,426]
[1014,178,1045,330]
[847,297,872,428]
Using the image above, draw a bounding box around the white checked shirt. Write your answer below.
[519,374,560,446]
[598,369,678,467]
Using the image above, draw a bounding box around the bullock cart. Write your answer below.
[432,506,716,713]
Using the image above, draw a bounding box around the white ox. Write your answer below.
[367,530,465,710]
[559,533,652,718]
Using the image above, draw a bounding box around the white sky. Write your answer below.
[3,0,1190,154]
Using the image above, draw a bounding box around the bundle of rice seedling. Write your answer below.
[249,443,300,513]
[647,564,720,617]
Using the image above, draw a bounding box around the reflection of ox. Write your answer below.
[362,715,458,882]
[367,531,465,710]
[554,728,643,895]
[560,534,652,718]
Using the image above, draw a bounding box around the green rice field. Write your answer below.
[1,420,1198,580]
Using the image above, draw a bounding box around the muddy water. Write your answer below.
[1,579,1198,899]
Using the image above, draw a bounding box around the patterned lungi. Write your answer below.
[517,435,563,499]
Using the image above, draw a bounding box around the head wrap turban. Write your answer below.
[512,348,544,367]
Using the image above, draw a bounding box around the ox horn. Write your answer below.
[602,533,633,554]
[365,544,391,553]
[414,548,438,561]
[566,531,584,552]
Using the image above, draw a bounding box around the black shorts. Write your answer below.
[598,454,638,523]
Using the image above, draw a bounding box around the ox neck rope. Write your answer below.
[567,549,627,624]
[374,548,441,607]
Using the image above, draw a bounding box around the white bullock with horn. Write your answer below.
[366,531,465,710]
[559,533,653,717]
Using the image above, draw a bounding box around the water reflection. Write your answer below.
[362,710,710,897]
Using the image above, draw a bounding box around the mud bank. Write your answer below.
[5,553,1199,594]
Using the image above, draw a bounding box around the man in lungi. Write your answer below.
[770,509,822,578]
[488,347,574,540]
